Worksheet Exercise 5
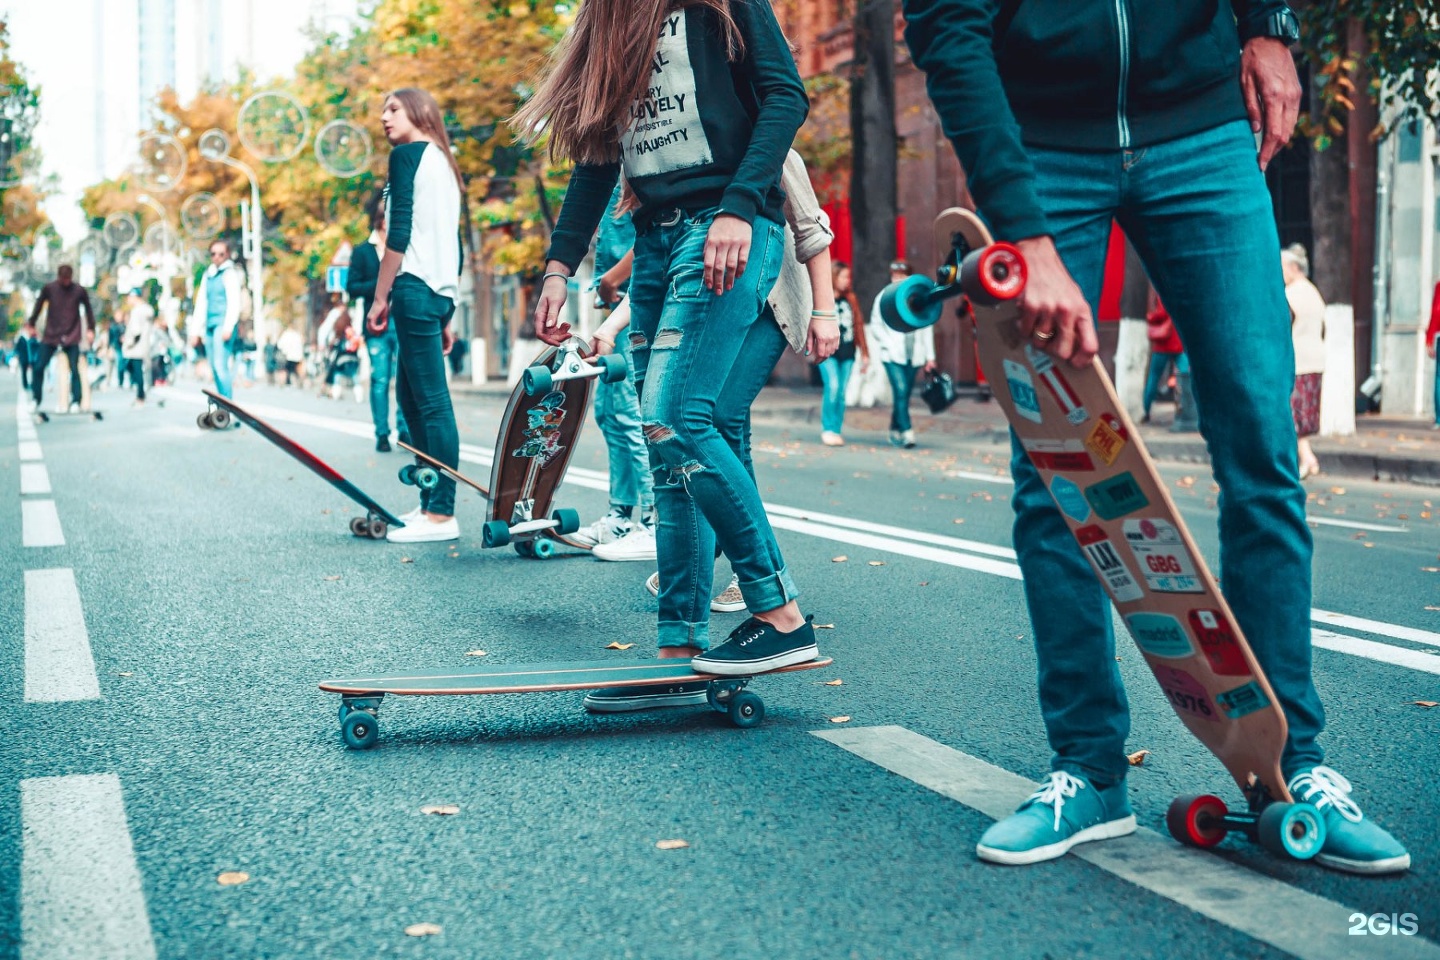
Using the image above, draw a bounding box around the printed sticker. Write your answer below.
[1122,518,1203,593]
[621,13,715,177]
[1189,610,1252,676]
[1155,666,1220,723]
[1022,438,1096,472]
[1003,359,1043,423]
[1215,680,1271,720]
[1024,344,1090,425]
[1050,475,1092,523]
[1076,525,1144,602]
[1084,413,1129,465]
[511,391,569,467]
[1124,612,1194,658]
[1084,472,1149,520]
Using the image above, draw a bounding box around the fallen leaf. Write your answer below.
[1330,486,1347,495]
[322,575,341,582]
[832,555,848,563]
[405,923,443,938]
[605,642,636,650]
[814,623,836,629]
[868,561,886,567]
[1412,701,1438,708]
[1399,515,1410,520]
[1176,476,1196,488]
[1363,543,1374,548]
[1423,568,1439,573]
[1128,749,1150,766]
[819,679,844,686]
[953,518,965,524]
[829,715,852,723]
[655,839,690,850]
[400,557,414,564]
[217,872,249,886]
[919,581,930,586]
[1352,532,1368,540]
[464,650,488,657]
[420,805,460,816]
[116,671,134,677]
[1425,606,1440,612]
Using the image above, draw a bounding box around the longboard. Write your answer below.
[319,656,835,749]
[879,208,1326,861]
[200,388,405,540]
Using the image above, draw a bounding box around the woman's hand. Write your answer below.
[366,301,389,335]
[806,317,840,362]
[922,361,937,375]
[534,272,572,346]
[704,214,752,294]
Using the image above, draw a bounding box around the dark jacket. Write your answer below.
[903,0,1292,240]
[347,238,382,335]
[30,281,96,346]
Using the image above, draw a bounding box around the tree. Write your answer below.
[0,17,48,252]
[850,0,898,316]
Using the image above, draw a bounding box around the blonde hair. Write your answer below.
[1281,243,1310,277]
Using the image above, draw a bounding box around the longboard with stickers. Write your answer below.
[879,208,1327,861]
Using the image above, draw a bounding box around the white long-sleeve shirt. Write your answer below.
[868,292,935,366]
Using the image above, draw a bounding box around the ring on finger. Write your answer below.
[1032,328,1056,342]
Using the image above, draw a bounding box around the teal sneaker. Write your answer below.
[977,771,1137,865]
[1286,766,1410,874]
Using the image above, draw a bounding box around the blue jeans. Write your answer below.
[206,331,239,399]
[628,209,793,650]
[1142,351,1180,417]
[366,329,409,442]
[391,275,459,516]
[817,357,854,434]
[593,327,653,516]
[1015,119,1323,785]
[883,362,919,432]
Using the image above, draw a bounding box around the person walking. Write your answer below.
[817,260,867,445]
[1428,280,1439,430]
[190,239,244,401]
[1142,293,1184,424]
[28,265,96,412]
[348,200,411,452]
[120,289,153,406]
[14,321,35,392]
[905,0,1407,872]
[277,325,306,387]
[1283,243,1326,478]
[516,0,819,707]
[868,260,935,448]
[369,87,464,544]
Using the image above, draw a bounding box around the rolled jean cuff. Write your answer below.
[738,565,798,614]
[658,620,709,652]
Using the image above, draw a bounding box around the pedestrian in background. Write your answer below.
[868,260,935,448]
[191,239,244,401]
[28,265,96,412]
[149,315,176,386]
[817,260,867,445]
[370,87,465,544]
[347,195,410,452]
[1426,279,1439,430]
[107,311,126,389]
[1142,292,1184,424]
[121,289,153,406]
[1283,243,1325,478]
[14,321,35,391]
[278,325,306,387]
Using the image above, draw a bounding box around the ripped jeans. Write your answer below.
[628,208,795,650]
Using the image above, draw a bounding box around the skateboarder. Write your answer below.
[28,265,96,412]
[904,0,1407,872]
[515,0,820,704]
[368,87,464,544]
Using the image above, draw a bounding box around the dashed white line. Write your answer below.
[1312,609,1440,649]
[948,469,1014,484]
[22,501,65,548]
[24,569,99,702]
[20,463,52,495]
[21,774,158,960]
[1312,630,1440,675]
[20,439,42,461]
[1308,517,1409,532]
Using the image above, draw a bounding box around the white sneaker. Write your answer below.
[397,506,426,523]
[386,515,459,543]
[710,574,746,613]
[571,508,633,548]
[592,524,657,562]
[901,429,917,449]
[645,571,660,597]
[820,431,844,446]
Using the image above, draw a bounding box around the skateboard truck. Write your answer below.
[479,498,580,555]
[1166,792,1326,860]
[521,337,628,396]
[879,238,1026,334]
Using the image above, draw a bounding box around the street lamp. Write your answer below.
[198,127,267,346]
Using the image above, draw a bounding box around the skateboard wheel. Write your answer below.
[367,519,388,539]
[727,690,764,728]
[597,354,628,384]
[398,464,418,486]
[197,411,213,430]
[482,519,511,548]
[350,516,370,537]
[1256,801,1326,860]
[879,275,943,333]
[341,710,379,750]
[552,508,580,536]
[1166,794,1228,849]
[531,538,556,559]
[210,409,232,430]
[523,366,553,396]
[415,467,440,491]
[513,540,535,558]
[960,242,1026,305]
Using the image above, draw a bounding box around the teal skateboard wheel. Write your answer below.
[1257,802,1325,860]
[879,274,943,333]
[523,366,553,396]
[341,710,378,749]
[727,690,765,728]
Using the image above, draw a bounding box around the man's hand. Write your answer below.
[1014,237,1098,368]
[1241,37,1302,172]
[534,270,572,346]
[704,215,752,294]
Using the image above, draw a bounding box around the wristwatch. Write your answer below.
[1240,6,1300,46]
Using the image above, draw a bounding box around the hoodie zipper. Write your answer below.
[1113,0,1132,149]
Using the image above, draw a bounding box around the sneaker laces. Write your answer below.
[1028,772,1087,832]
[728,617,767,647]
[1288,765,1363,823]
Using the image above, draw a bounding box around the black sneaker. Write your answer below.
[583,681,708,713]
[376,436,392,452]
[691,617,818,677]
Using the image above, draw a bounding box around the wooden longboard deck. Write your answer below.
[203,389,404,527]
[397,440,491,499]
[320,657,835,697]
[939,208,1291,806]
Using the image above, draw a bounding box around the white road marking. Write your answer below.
[24,569,100,702]
[1312,630,1440,675]
[948,469,1014,484]
[1312,609,1440,649]
[21,774,158,960]
[1308,516,1409,532]
[814,725,1440,960]
[21,463,52,495]
[22,501,65,548]
[20,439,42,460]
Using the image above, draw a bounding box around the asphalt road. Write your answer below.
[3,369,1438,960]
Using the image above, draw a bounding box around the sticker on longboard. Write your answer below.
[1050,476,1091,523]
[1076,524,1143,602]
[1124,612,1193,658]
[1084,413,1128,466]
[1122,519,1203,593]
[1022,438,1096,471]
[1215,680,1270,720]
[512,391,569,467]
[1155,666,1219,723]
[1084,472,1148,520]
[1189,609,1252,676]
[1024,345,1089,425]
[1003,359,1042,423]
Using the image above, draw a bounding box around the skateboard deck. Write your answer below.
[320,656,835,749]
[199,388,405,540]
[880,209,1325,860]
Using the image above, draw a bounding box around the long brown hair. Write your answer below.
[387,88,465,193]
[512,0,744,165]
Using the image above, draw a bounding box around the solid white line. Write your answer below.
[1312,630,1440,675]
[814,726,1440,960]
[769,515,1023,580]
[20,439,42,460]
[1312,609,1440,649]
[22,501,65,548]
[21,463,52,495]
[21,774,158,960]
[948,469,1014,485]
[762,503,1019,560]
[25,569,100,702]
[1308,517,1409,533]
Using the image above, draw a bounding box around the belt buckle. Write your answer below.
[656,208,683,228]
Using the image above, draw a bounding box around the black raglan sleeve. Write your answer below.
[385,142,426,255]
[546,162,622,274]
